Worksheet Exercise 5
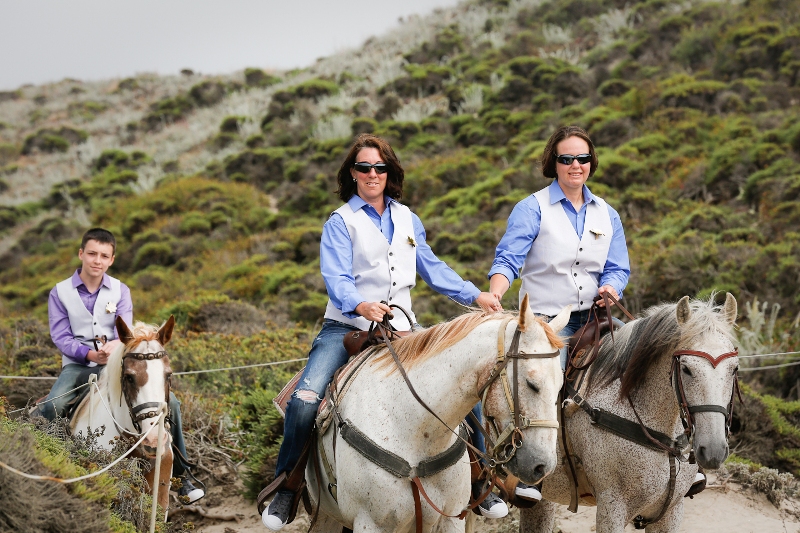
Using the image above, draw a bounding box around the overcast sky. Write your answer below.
[0,0,462,91]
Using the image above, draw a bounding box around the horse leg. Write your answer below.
[644,501,683,533]
[594,493,628,533]
[432,516,467,533]
[519,500,556,533]
[158,448,173,516]
[308,509,343,533]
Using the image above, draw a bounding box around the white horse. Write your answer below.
[306,296,570,533]
[70,316,175,511]
[520,294,739,533]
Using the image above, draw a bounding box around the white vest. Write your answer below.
[55,275,122,367]
[324,201,418,330]
[519,187,613,316]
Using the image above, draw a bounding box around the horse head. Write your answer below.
[482,294,570,485]
[113,315,175,459]
[673,293,738,469]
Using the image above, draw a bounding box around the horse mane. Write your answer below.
[100,321,163,399]
[371,310,564,373]
[585,294,737,398]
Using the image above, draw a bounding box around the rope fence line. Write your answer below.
[0,356,309,381]
[0,410,163,484]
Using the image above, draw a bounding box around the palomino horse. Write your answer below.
[520,294,739,533]
[70,316,176,512]
[307,296,570,533]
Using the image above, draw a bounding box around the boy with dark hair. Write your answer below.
[42,227,205,503]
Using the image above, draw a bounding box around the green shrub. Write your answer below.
[244,68,281,87]
[351,117,377,135]
[133,241,175,269]
[0,143,17,165]
[220,115,248,133]
[179,213,212,235]
[142,94,195,130]
[190,80,228,106]
[290,78,339,101]
[21,127,88,154]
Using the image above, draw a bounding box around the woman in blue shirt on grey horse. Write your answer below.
[262,134,508,530]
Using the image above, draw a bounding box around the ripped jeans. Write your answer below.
[275,319,358,477]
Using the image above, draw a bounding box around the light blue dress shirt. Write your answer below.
[489,180,630,296]
[321,195,480,317]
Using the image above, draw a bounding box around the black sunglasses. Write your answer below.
[353,162,388,174]
[556,154,592,165]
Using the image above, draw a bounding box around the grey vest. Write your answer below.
[519,187,613,316]
[324,201,417,331]
[55,276,122,367]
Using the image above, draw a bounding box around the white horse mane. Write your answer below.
[372,310,564,372]
[587,293,737,396]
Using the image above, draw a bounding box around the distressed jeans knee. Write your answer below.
[294,389,322,403]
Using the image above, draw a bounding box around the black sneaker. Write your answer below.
[177,476,204,504]
[262,490,294,531]
[477,491,509,519]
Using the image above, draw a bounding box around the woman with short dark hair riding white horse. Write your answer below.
[487,125,632,502]
[262,134,505,530]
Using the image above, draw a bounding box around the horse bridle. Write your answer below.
[476,318,560,466]
[671,349,741,443]
[121,350,171,434]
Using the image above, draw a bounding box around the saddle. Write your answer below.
[342,305,416,356]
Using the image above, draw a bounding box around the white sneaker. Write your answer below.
[694,472,706,484]
[478,491,509,519]
[262,491,293,531]
[515,482,542,501]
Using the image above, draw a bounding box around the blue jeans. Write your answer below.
[42,364,192,478]
[41,363,103,421]
[551,310,626,370]
[275,319,359,477]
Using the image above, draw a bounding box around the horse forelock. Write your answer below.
[372,311,563,373]
[587,294,737,398]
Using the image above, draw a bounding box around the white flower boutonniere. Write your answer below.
[105,302,117,314]
[589,228,606,240]
[407,235,417,247]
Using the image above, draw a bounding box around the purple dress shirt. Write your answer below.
[48,269,133,365]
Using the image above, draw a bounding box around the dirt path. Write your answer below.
[181,473,800,533]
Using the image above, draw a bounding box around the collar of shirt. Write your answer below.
[72,268,111,292]
[548,179,594,209]
[346,194,393,213]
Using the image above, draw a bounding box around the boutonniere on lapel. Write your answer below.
[105,302,117,314]
[589,228,606,240]
[407,235,417,247]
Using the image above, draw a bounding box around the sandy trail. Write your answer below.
[182,473,800,533]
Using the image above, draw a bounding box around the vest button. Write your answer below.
[579,248,583,251]
[389,297,393,301]
[580,301,584,305]
[389,252,393,256]
[576,261,580,265]
[393,282,396,286]
[573,273,577,277]
[579,286,582,290]
[391,267,395,271]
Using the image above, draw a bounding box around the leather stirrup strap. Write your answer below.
[411,478,424,533]
[411,477,470,522]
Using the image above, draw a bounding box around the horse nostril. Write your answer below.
[533,464,545,480]
[697,446,706,462]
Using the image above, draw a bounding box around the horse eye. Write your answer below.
[526,378,540,394]
[124,374,135,383]
[682,365,693,377]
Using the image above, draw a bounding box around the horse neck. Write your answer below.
[627,352,682,434]
[397,324,500,448]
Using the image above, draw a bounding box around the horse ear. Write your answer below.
[723,292,737,325]
[157,315,175,346]
[518,293,536,332]
[676,296,691,325]
[116,316,134,345]
[548,305,572,334]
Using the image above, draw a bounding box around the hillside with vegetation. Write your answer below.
[2,0,800,529]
